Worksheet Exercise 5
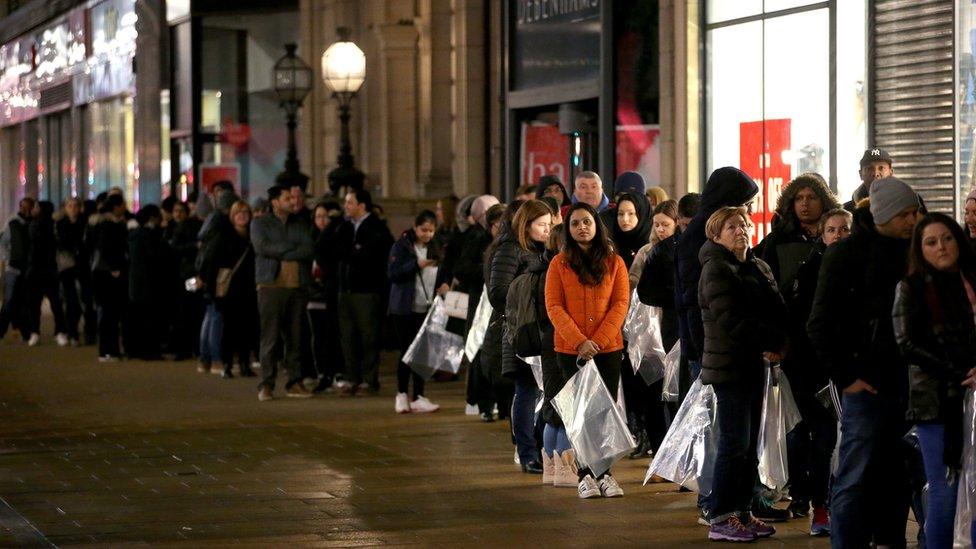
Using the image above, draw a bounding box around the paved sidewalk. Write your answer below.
[0,334,865,546]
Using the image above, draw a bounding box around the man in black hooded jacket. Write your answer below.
[0,197,34,341]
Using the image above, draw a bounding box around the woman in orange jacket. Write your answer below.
[544,202,630,499]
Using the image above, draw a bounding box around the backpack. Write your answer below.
[505,271,544,356]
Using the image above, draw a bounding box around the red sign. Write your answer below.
[200,164,240,194]
[520,123,569,188]
[740,119,791,245]
[221,118,251,148]
[616,124,660,187]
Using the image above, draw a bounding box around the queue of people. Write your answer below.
[3,145,976,547]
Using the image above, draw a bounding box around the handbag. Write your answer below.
[216,248,250,298]
[442,290,469,319]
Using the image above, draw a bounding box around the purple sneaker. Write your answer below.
[744,516,775,538]
[708,516,757,543]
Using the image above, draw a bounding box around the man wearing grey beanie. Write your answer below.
[807,175,920,546]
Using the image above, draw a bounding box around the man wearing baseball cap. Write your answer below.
[844,148,893,212]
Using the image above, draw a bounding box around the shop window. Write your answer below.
[705,1,866,241]
[615,0,661,189]
[959,1,976,206]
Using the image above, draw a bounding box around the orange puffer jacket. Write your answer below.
[544,252,630,355]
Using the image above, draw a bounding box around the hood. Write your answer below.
[471,195,500,229]
[774,173,840,231]
[698,167,759,215]
[536,176,570,206]
[456,194,477,232]
[611,191,653,256]
[613,171,646,196]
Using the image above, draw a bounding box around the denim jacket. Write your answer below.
[250,213,314,287]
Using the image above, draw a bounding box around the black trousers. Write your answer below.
[127,302,163,359]
[171,289,203,359]
[221,296,257,369]
[392,312,426,397]
[0,270,29,340]
[338,292,382,387]
[27,271,65,336]
[93,270,125,357]
[59,266,95,341]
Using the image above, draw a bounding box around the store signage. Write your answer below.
[91,0,137,59]
[740,119,792,246]
[521,122,569,187]
[616,124,660,188]
[511,0,600,90]
[200,164,240,193]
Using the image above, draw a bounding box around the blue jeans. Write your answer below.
[831,391,911,548]
[707,380,763,524]
[199,302,223,365]
[916,423,976,549]
[543,424,572,458]
[513,374,540,464]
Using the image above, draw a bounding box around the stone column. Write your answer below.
[658,0,700,198]
[451,0,486,198]
[417,0,454,198]
[372,21,420,199]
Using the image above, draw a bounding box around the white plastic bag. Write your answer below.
[644,378,717,493]
[403,296,465,379]
[552,359,636,478]
[661,341,681,402]
[623,290,667,385]
[954,389,976,547]
[757,363,802,490]
[463,285,492,362]
[519,355,544,391]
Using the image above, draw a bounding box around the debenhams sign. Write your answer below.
[516,0,600,25]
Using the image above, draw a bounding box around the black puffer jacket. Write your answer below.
[456,224,491,326]
[483,232,547,378]
[807,207,911,395]
[55,215,88,269]
[129,225,172,304]
[781,242,828,395]
[698,240,787,385]
[637,234,679,350]
[166,217,202,281]
[893,270,976,422]
[28,215,58,277]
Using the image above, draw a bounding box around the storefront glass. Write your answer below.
[705,1,866,242]
[87,97,135,205]
[615,0,661,189]
[958,0,976,206]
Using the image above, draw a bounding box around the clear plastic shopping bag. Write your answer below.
[552,359,636,478]
[954,389,976,547]
[464,285,492,362]
[644,378,717,494]
[757,362,802,490]
[403,296,465,380]
[519,355,544,391]
[661,341,681,402]
[623,290,667,385]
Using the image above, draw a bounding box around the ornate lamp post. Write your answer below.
[321,27,366,195]
[273,43,313,190]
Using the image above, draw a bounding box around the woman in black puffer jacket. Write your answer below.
[893,213,976,548]
[485,200,552,475]
[698,206,787,542]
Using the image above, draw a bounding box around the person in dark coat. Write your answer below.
[675,167,759,386]
[0,197,34,342]
[698,206,787,542]
[333,189,395,395]
[486,200,552,475]
[195,190,236,373]
[90,194,129,361]
[536,175,570,207]
[25,200,66,345]
[56,198,96,346]
[756,173,839,290]
[599,171,647,236]
[892,213,976,548]
[807,177,921,548]
[207,200,257,378]
[165,200,203,360]
[780,208,851,535]
[127,205,171,360]
[309,201,343,392]
[610,191,652,269]
[387,210,442,414]
[843,148,893,212]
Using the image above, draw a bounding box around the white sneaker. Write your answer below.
[69,338,79,347]
[409,396,440,413]
[98,355,120,363]
[395,393,411,414]
[465,403,479,416]
[55,333,68,347]
[599,475,624,498]
[251,361,261,370]
[578,475,601,499]
[27,333,40,346]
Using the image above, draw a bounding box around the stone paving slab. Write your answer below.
[0,333,911,547]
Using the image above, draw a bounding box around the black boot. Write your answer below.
[221,365,234,379]
[239,363,256,377]
[629,429,650,459]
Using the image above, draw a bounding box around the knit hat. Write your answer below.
[613,171,646,196]
[470,195,500,228]
[216,190,240,213]
[869,177,919,225]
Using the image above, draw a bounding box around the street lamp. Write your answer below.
[321,27,366,195]
[273,43,312,191]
